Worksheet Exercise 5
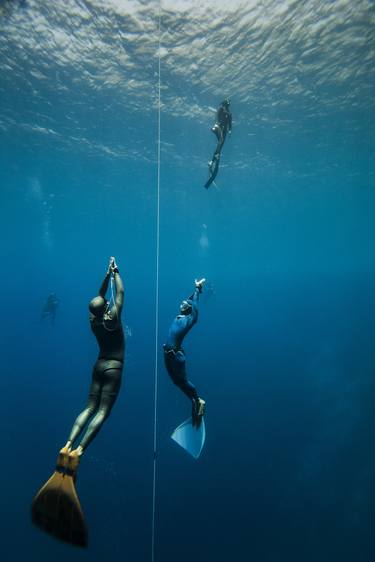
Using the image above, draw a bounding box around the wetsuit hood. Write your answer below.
[180,300,192,315]
[89,296,107,317]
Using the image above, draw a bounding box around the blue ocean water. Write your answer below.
[1,1,375,561]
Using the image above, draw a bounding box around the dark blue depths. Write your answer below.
[1,20,375,562]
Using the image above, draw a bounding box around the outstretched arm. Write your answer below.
[179,291,199,333]
[98,256,120,300]
[189,288,200,324]
[186,279,206,326]
[98,271,111,298]
[106,257,124,318]
[113,271,124,315]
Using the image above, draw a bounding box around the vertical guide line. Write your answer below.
[151,5,161,562]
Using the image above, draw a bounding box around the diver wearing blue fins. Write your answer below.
[205,98,232,189]
[32,257,125,547]
[164,278,206,430]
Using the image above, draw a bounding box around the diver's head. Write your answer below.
[89,296,107,317]
[180,300,192,315]
[222,98,230,107]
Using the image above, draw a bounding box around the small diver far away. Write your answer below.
[204,98,232,189]
[40,292,60,324]
[31,257,125,547]
[164,278,206,459]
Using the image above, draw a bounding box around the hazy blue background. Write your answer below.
[0,1,374,561]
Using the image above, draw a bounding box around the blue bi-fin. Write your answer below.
[171,417,206,459]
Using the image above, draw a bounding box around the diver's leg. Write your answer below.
[174,352,205,426]
[211,123,222,142]
[205,150,221,188]
[66,364,102,447]
[77,365,122,451]
[208,144,220,168]
[164,351,204,426]
[165,350,199,402]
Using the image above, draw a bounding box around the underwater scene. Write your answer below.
[1,0,375,561]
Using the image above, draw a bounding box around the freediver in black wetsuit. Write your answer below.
[163,278,206,427]
[205,98,232,189]
[62,256,125,463]
[32,257,125,547]
[41,293,60,324]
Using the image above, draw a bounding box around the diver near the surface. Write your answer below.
[163,278,206,428]
[205,98,232,189]
[32,257,125,547]
[41,292,60,324]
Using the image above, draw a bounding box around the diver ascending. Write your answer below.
[205,98,232,189]
[32,257,125,547]
[164,278,206,442]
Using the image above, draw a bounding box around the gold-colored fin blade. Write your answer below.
[31,470,88,547]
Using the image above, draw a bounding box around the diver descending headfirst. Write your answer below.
[205,98,232,189]
[32,257,125,547]
[164,278,206,431]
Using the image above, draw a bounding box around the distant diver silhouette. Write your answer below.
[32,257,125,547]
[205,98,232,189]
[41,293,60,324]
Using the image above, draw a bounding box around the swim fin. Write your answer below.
[204,151,221,189]
[31,448,88,547]
[171,417,206,459]
[204,163,219,189]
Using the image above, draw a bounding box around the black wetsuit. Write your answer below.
[163,288,200,402]
[68,272,125,450]
[205,102,232,189]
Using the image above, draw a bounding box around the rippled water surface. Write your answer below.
[1,1,374,165]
